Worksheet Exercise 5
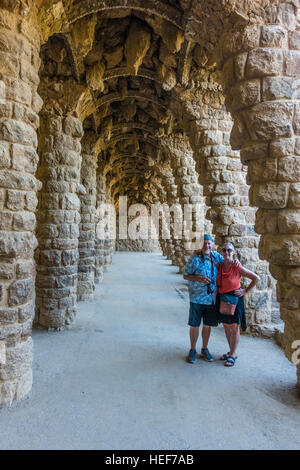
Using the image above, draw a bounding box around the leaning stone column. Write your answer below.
[217,11,300,389]
[35,114,83,329]
[192,104,274,333]
[0,5,42,405]
[77,147,97,301]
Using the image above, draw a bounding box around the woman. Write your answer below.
[217,242,260,367]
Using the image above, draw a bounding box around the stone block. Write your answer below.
[278,209,300,233]
[20,58,40,86]
[214,182,236,194]
[0,232,37,258]
[284,50,300,76]
[12,144,38,173]
[288,183,300,208]
[240,142,269,164]
[0,263,14,280]
[229,79,261,112]
[251,182,289,209]
[219,26,260,63]
[39,250,61,267]
[254,208,278,234]
[243,101,294,141]
[0,118,37,147]
[63,116,83,138]
[31,91,43,114]
[286,267,300,287]
[13,212,36,231]
[7,189,25,212]
[293,102,300,135]
[16,261,34,279]
[270,138,295,158]
[0,307,18,323]
[278,3,297,31]
[261,25,288,48]
[8,278,33,307]
[3,77,32,106]
[0,99,13,118]
[0,338,33,382]
[0,51,19,77]
[289,30,300,50]
[260,234,300,265]
[262,76,300,101]
[278,156,300,182]
[0,141,10,168]
[247,158,277,184]
[25,191,38,211]
[61,193,80,210]
[230,115,250,150]
[245,48,283,78]
[234,52,247,81]
[62,249,79,266]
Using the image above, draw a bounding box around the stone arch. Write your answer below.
[67,0,184,30]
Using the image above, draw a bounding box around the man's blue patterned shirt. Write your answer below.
[184,251,224,305]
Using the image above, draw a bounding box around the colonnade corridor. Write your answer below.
[0,251,299,450]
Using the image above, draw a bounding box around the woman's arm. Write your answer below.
[234,267,260,297]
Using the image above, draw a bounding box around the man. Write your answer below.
[183,234,224,363]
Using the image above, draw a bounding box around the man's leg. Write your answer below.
[202,325,211,349]
[190,326,199,350]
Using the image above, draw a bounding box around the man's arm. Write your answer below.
[183,274,210,284]
[183,256,211,284]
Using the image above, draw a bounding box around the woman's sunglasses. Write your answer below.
[221,248,233,253]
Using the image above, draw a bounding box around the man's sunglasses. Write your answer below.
[221,248,233,253]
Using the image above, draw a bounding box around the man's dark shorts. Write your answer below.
[188,302,218,327]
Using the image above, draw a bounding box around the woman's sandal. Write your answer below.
[220,352,230,360]
[224,355,238,367]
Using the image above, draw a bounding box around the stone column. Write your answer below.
[77,150,97,301]
[0,6,42,405]
[35,114,83,329]
[163,136,204,273]
[193,107,274,333]
[217,12,300,389]
[94,168,107,282]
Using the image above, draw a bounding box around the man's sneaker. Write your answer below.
[200,348,214,362]
[187,349,197,364]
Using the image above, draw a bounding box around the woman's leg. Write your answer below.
[223,323,240,357]
[223,323,231,352]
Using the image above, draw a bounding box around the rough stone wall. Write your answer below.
[216,7,300,387]
[0,6,42,406]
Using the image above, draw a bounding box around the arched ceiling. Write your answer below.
[38,0,266,207]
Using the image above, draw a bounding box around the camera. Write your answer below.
[207,282,215,294]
